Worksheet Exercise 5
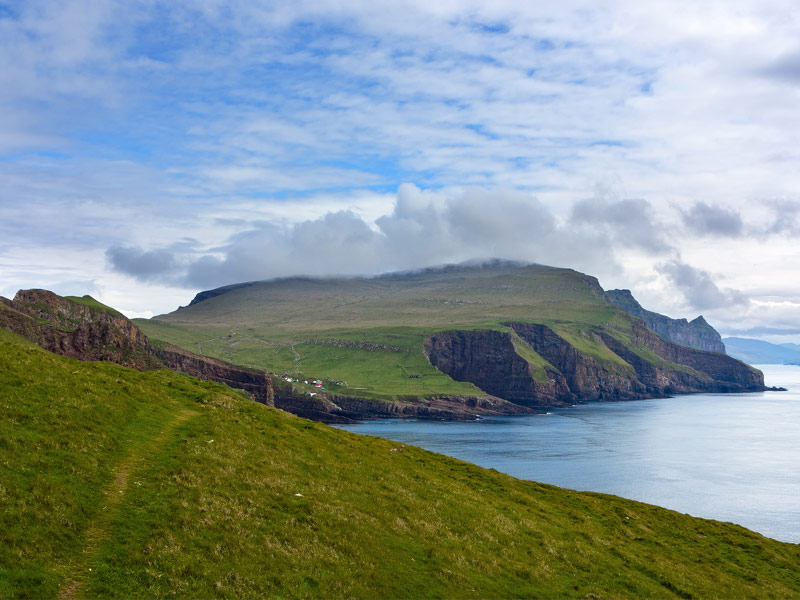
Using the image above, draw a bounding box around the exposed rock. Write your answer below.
[2,288,530,423]
[308,339,403,352]
[425,329,571,409]
[508,323,646,401]
[153,345,274,406]
[424,321,764,410]
[272,390,535,424]
[326,392,534,422]
[606,289,726,353]
[595,320,762,394]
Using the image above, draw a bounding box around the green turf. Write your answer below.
[509,329,553,383]
[1,327,798,598]
[549,324,633,369]
[64,295,125,318]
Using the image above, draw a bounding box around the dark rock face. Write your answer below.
[424,322,764,411]
[1,289,275,407]
[1,288,528,423]
[597,321,762,393]
[425,329,571,409]
[507,323,646,401]
[606,289,726,354]
[153,346,274,406]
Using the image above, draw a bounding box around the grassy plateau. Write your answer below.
[1,326,799,598]
[136,263,640,400]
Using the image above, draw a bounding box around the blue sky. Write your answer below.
[2,0,800,340]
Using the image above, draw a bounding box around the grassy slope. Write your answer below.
[136,264,636,399]
[2,328,799,599]
[63,295,125,318]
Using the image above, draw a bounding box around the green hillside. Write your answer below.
[63,295,125,318]
[136,263,630,400]
[2,327,799,598]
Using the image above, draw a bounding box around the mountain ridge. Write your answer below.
[1,262,767,426]
[0,288,274,402]
[724,336,800,365]
[605,288,726,353]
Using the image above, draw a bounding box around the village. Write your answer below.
[282,374,345,397]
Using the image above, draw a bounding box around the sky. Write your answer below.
[1,0,800,342]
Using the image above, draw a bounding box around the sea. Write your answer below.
[334,364,800,543]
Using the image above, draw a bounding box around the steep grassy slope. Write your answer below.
[2,328,799,598]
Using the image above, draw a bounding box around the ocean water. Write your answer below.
[335,364,800,543]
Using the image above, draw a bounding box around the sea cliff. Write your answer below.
[426,320,763,408]
[605,288,726,353]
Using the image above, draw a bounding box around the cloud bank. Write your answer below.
[108,185,742,314]
[106,186,618,287]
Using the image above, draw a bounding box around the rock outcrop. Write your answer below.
[5,289,162,370]
[272,390,535,423]
[0,290,275,407]
[606,289,726,353]
[595,320,762,393]
[153,345,274,405]
[508,323,646,401]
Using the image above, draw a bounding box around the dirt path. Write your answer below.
[289,344,301,374]
[57,406,199,600]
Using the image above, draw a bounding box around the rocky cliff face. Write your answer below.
[8,290,162,370]
[425,329,571,409]
[153,345,274,405]
[0,289,275,407]
[606,289,726,354]
[507,323,647,401]
[425,321,763,410]
[596,321,762,393]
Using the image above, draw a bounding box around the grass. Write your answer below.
[549,323,633,370]
[1,327,799,598]
[509,329,553,383]
[135,264,636,400]
[64,296,125,318]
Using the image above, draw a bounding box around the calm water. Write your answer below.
[335,365,800,543]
